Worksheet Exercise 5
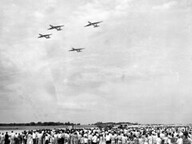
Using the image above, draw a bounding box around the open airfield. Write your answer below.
[0,125,68,131]
[0,125,95,130]
[0,123,190,131]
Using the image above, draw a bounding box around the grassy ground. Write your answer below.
[0,125,96,131]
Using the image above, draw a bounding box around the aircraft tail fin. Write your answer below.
[88,21,91,24]
[50,25,54,27]
[38,34,43,38]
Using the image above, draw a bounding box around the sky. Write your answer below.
[0,0,192,124]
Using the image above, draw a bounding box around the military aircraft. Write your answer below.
[69,47,85,52]
[84,21,102,27]
[48,25,64,31]
[38,34,52,39]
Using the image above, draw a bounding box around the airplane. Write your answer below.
[84,21,102,27]
[38,34,52,39]
[48,25,64,31]
[69,47,85,52]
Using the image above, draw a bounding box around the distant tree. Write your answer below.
[37,122,42,125]
[30,122,36,126]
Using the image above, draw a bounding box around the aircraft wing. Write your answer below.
[55,25,64,28]
[84,24,92,27]
[94,21,102,24]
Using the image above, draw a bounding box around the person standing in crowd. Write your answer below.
[114,132,118,144]
[133,134,139,144]
[105,133,111,144]
[27,132,34,144]
[183,132,191,144]
[0,133,4,144]
[84,135,88,144]
[64,131,70,144]
[80,134,85,144]
[170,133,177,144]
[49,134,54,144]
[10,131,15,144]
[14,133,19,144]
[4,132,9,144]
[148,133,153,144]
[74,132,79,144]
[32,131,37,144]
[138,135,143,144]
[98,133,105,144]
[23,131,27,144]
[176,135,183,144]
[92,134,97,144]
[88,132,92,144]
[156,133,162,144]
[43,131,46,144]
[18,133,22,144]
[117,133,122,144]
[121,134,127,144]
[144,135,149,144]
[45,134,49,144]
[163,133,169,144]
[37,131,43,144]
[111,133,115,144]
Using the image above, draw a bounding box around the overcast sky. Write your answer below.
[0,0,192,124]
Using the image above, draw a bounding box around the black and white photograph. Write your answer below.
[0,0,192,144]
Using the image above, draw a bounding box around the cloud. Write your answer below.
[152,1,177,10]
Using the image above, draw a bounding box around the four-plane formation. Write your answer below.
[38,21,103,52]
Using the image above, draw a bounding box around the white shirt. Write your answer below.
[84,137,88,143]
[156,137,162,144]
[122,136,127,144]
[92,135,97,143]
[106,135,111,141]
[33,133,36,139]
[148,136,153,144]
[177,138,183,144]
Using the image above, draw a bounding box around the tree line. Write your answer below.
[0,122,81,126]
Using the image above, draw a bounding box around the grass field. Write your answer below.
[0,125,96,131]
